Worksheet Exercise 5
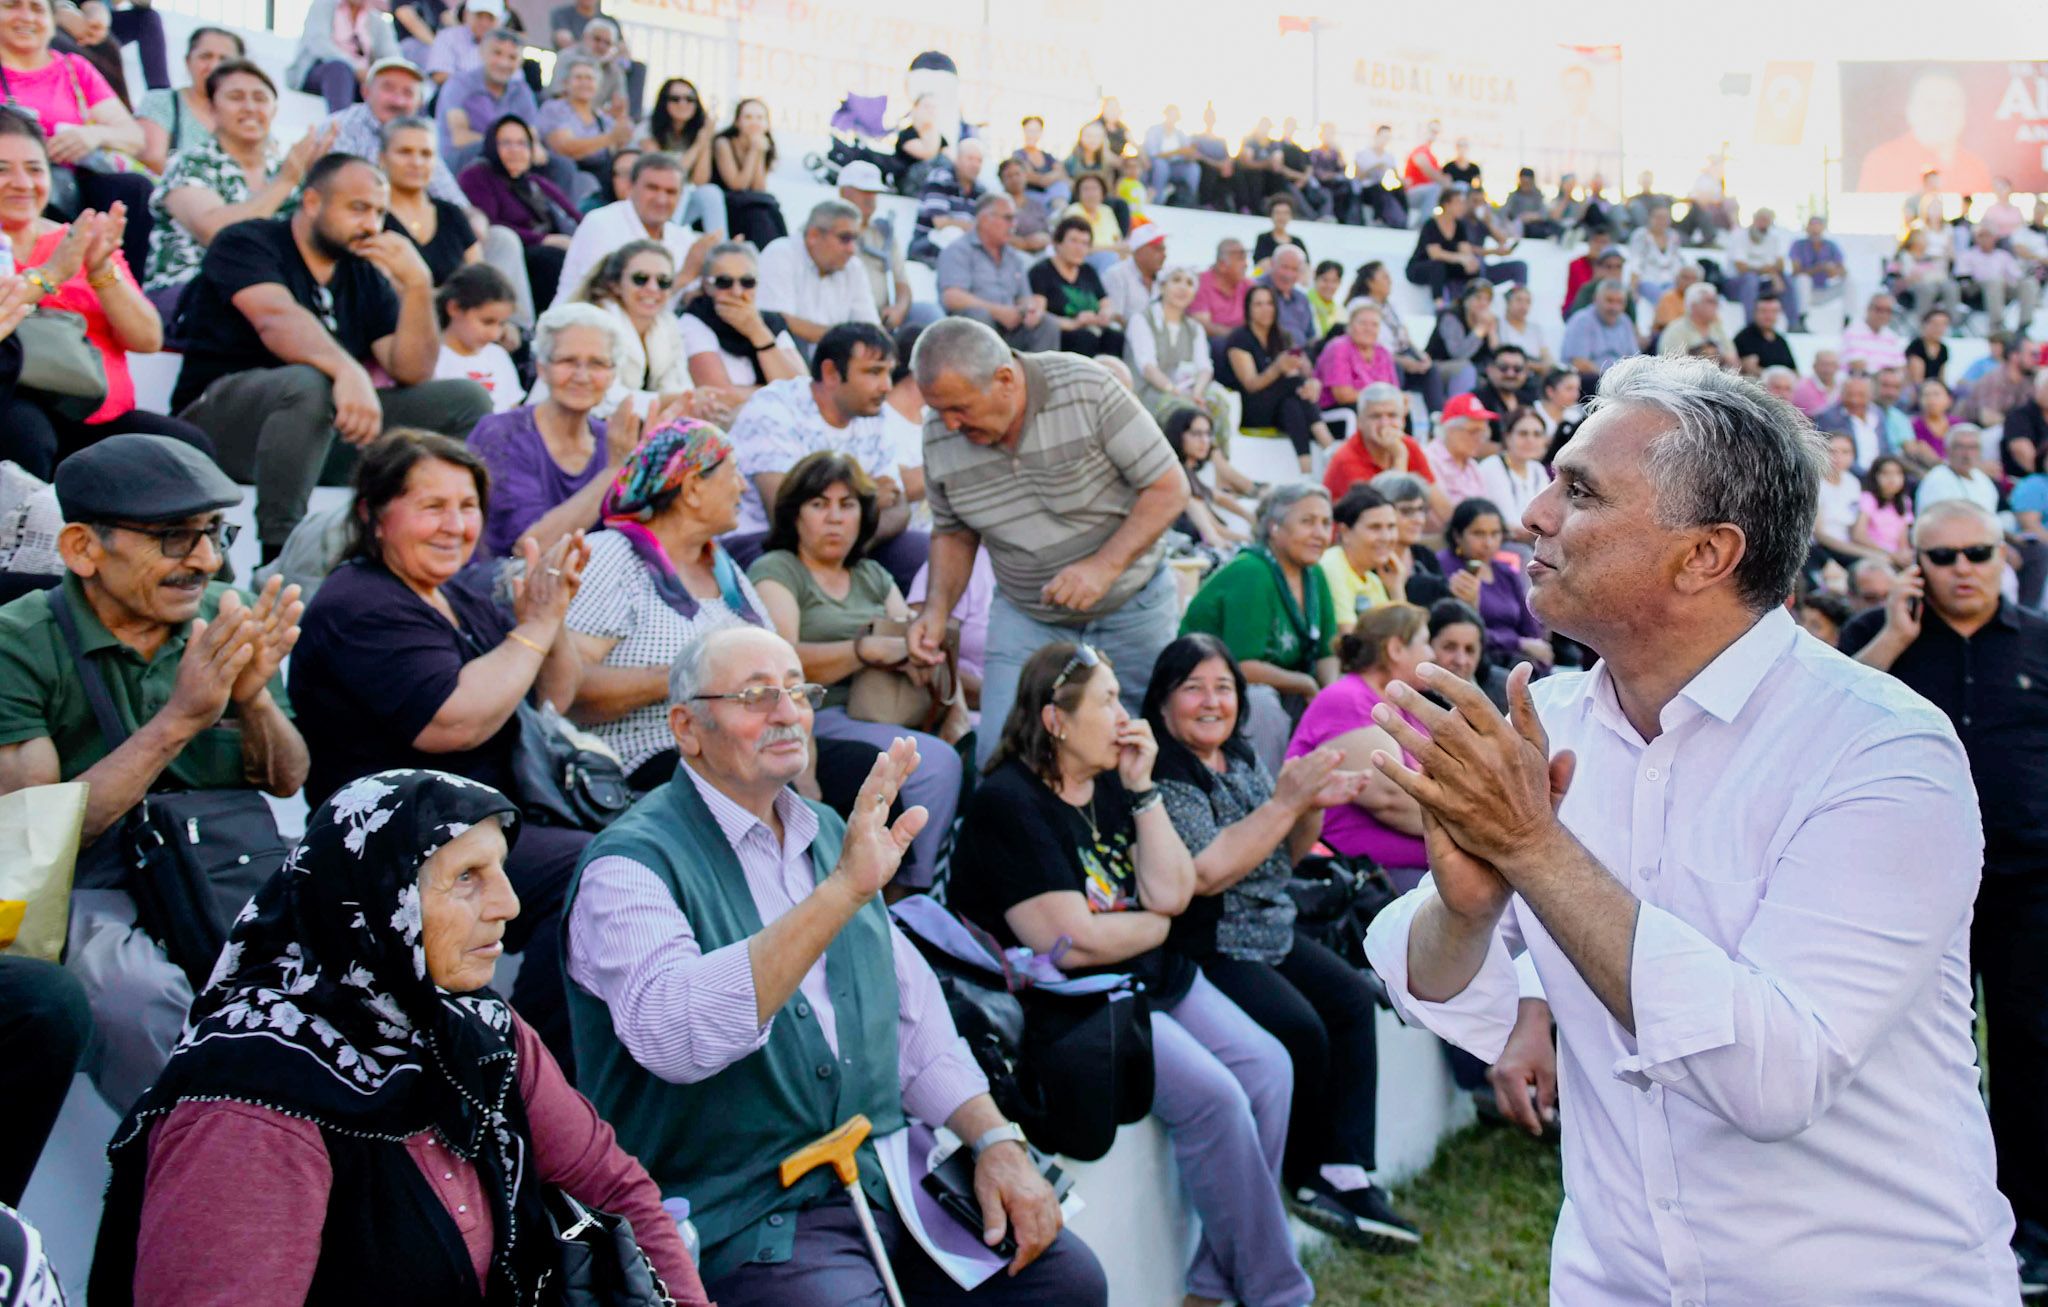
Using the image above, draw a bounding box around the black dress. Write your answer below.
[386,197,475,287]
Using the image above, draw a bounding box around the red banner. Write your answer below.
[1840,60,2048,193]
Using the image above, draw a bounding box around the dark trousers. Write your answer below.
[503,822,590,1081]
[111,5,169,89]
[0,954,93,1205]
[1976,870,2048,1236]
[1409,260,1529,304]
[0,398,215,481]
[301,58,363,113]
[524,240,568,311]
[703,1193,1107,1307]
[1201,931,1381,1187]
[1056,326,1126,361]
[181,364,493,550]
[1240,380,1321,456]
[67,167,155,274]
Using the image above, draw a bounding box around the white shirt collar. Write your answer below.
[1583,606,1798,739]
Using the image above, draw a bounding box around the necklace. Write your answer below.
[1073,793,1100,846]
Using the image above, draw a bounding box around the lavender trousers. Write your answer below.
[1154,971,1313,1307]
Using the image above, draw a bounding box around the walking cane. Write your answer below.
[779,1113,908,1307]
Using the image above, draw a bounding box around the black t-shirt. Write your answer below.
[1733,324,1796,373]
[893,125,950,165]
[288,558,517,806]
[1251,230,1310,264]
[1222,323,1297,392]
[949,760,1198,1005]
[1408,215,1467,275]
[388,197,476,288]
[171,217,400,411]
[1028,258,1109,321]
[1444,160,1482,188]
[1905,336,1950,383]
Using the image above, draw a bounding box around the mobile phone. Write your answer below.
[1466,560,1485,574]
[1909,597,1921,621]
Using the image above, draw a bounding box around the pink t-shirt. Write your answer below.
[1288,673,1429,874]
[1859,492,1912,555]
[1190,270,1247,332]
[1,52,115,133]
[1313,337,1396,395]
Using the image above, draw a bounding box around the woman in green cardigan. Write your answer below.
[1178,483,1338,770]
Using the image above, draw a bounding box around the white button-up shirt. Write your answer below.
[755,235,882,333]
[1367,607,2017,1305]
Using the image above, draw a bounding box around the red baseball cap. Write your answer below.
[1441,394,1500,423]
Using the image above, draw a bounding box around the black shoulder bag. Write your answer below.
[51,598,288,990]
[538,1188,676,1307]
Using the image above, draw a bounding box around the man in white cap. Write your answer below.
[1102,219,1168,322]
[839,160,934,329]
[327,58,469,206]
[421,0,502,85]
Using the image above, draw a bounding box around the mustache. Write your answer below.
[758,725,809,749]
[162,569,210,588]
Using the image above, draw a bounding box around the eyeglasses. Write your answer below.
[1395,503,1429,517]
[667,91,696,103]
[1920,545,1998,567]
[1051,643,1100,695]
[709,275,758,291]
[107,519,239,560]
[548,354,615,376]
[627,270,675,289]
[690,683,828,712]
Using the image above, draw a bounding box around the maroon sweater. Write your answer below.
[134,1013,712,1307]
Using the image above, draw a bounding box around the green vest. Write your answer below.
[562,774,904,1282]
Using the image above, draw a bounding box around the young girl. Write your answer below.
[1854,454,1916,566]
[433,264,523,413]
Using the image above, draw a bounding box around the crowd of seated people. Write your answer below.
[13,18,2048,1301]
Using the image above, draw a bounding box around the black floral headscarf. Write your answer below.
[93,770,550,1305]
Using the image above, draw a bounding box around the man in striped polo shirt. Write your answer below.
[906,318,1190,768]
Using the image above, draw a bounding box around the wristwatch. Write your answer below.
[969,1122,1028,1159]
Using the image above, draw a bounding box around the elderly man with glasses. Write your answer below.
[1843,496,2048,1295]
[0,435,307,1118]
[563,625,1108,1307]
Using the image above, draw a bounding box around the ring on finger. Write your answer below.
[546,567,562,577]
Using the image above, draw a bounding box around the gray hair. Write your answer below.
[1215,237,1245,261]
[956,138,987,161]
[483,25,521,47]
[704,240,758,270]
[1272,244,1306,267]
[1346,301,1383,326]
[555,51,601,83]
[581,16,618,38]
[1761,364,1796,385]
[378,114,433,150]
[974,191,1013,217]
[1357,381,1404,412]
[668,630,719,706]
[1593,278,1627,298]
[911,316,1012,389]
[1255,483,1331,544]
[1587,354,1826,613]
[1849,557,1896,586]
[1912,497,2001,546]
[533,301,620,368]
[1683,281,1718,308]
[1368,470,1429,504]
[804,197,862,232]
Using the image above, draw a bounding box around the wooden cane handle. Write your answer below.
[777,1113,873,1188]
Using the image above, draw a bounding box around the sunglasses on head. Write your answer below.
[709,275,757,290]
[1051,643,1101,695]
[1920,545,1998,567]
[627,270,675,289]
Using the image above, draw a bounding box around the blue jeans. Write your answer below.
[977,563,1180,771]
[1148,157,1201,204]
[1729,270,1799,324]
[680,183,727,236]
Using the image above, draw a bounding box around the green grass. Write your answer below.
[1312,1123,1564,1307]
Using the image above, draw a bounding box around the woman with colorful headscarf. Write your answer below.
[89,769,710,1307]
[563,416,767,788]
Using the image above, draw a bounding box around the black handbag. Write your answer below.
[507,700,633,832]
[51,597,288,990]
[900,910,1154,1163]
[537,1188,675,1307]
[1286,851,1400,972]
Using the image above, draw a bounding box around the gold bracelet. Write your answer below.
[87,266,120,289]
[22,270,54,298]
[507,630,548,655]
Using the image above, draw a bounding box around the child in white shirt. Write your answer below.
[434,264,523,413]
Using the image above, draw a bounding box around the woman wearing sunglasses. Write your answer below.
[681,239,804,396]
[636,77,726,237]
[950,641,1315,1307]
[542,239,693,418]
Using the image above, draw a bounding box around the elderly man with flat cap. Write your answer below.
[0,435,308,1116]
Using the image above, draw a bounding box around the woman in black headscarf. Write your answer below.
[90,770,710,1307]
[458,114,580,311]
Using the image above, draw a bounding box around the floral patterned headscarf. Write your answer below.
[602,417,763,623]
[97,770,550,1304]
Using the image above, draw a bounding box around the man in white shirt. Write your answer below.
[1351,124,1406,228]
[755,198,881,357]
[1954,225,2039,335]
[1839,291,1908,375]
[553,152,698,310]
[1916,424,2001,516]
[1142,105,1200,207]
[725,322,924,588]
[1100,222,1166,323]
[1725,206,1793,324]
[1363,354,2019,1305]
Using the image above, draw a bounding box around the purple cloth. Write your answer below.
[1436,549,1542,662]
[562,761,988,1124]
[1288,674,1428,871]
[434,66,539,158]
[458,160,577,247]
[466,405,608,557]
[537,98,612,144]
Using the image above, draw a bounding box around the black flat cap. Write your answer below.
[54,434,241,524]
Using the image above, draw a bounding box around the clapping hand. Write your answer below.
[512,530,591,630]
[36,216,97,284]
[284,122,340,183]
[605,396,644,464]
[78,203,126,279]
[1274,745,1368,812]
[831,737,928,899]
[165,597,259,734]
[230,575,304,706]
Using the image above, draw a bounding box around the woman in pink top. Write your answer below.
[1286,602,1435,889]
[0,111,210,477]
[0,0,152,269]
[89,771,710,1307]
[1313,301,1397,411]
